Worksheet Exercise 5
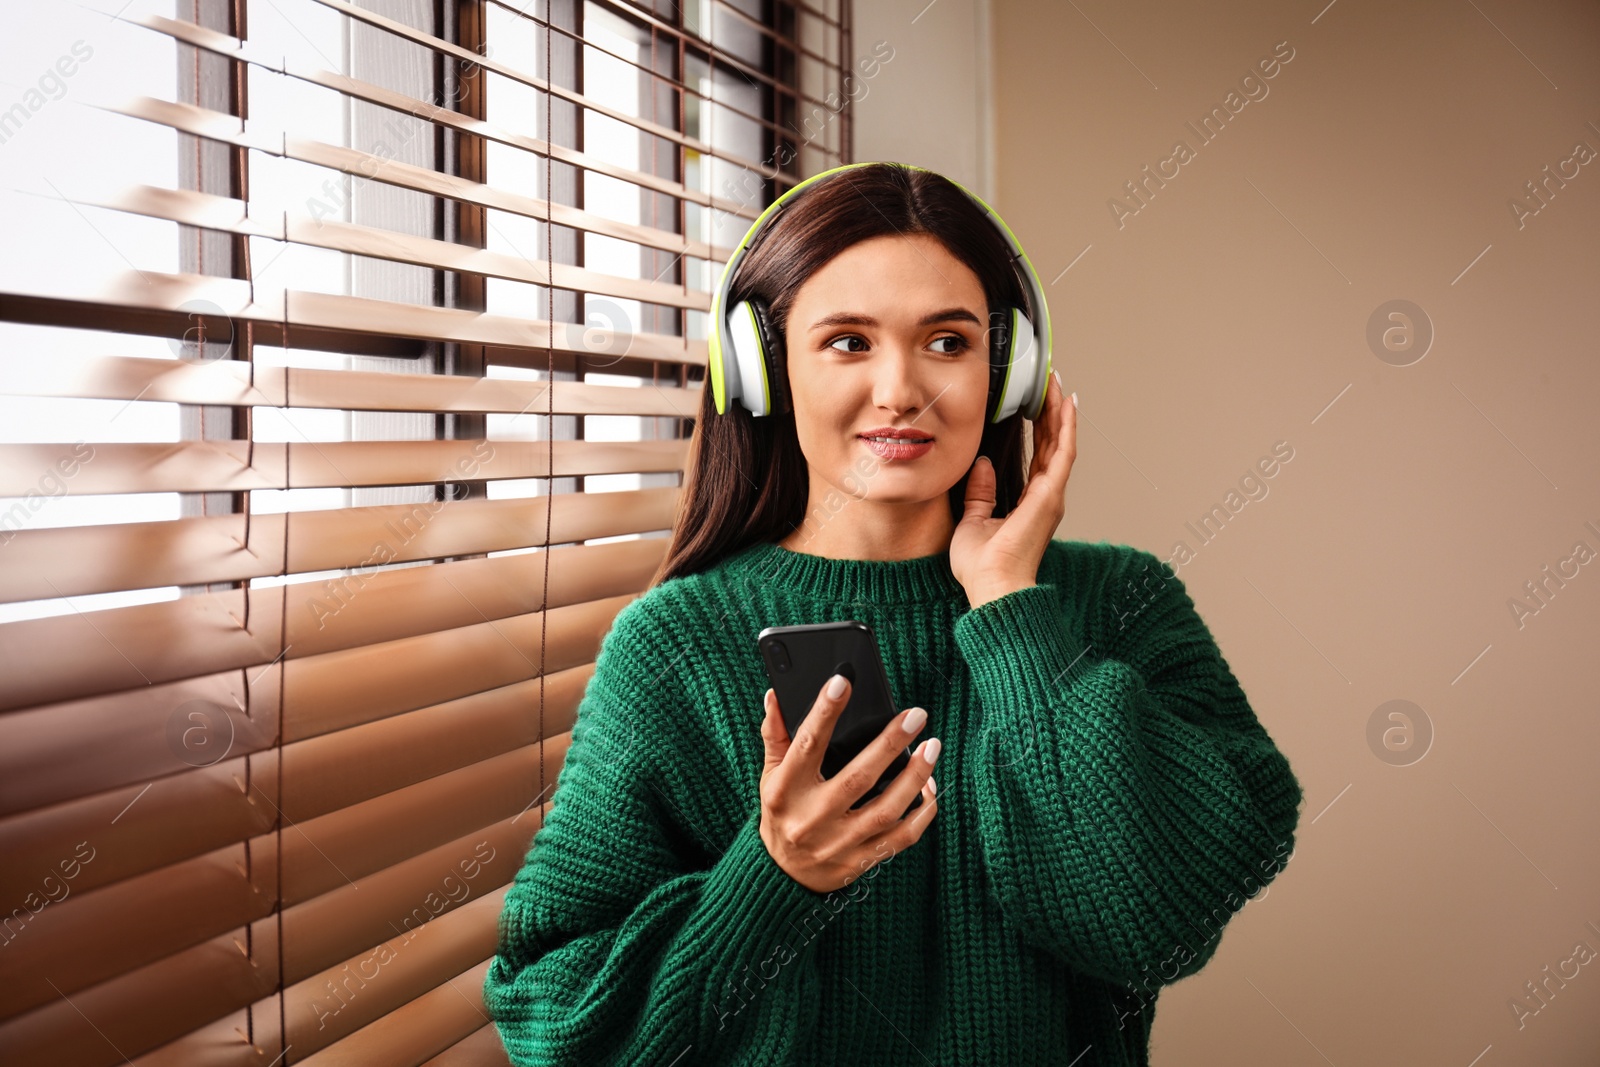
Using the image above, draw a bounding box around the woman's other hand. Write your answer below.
[757,675,940,894]
[950,371,1077,609]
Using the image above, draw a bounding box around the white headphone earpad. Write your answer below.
[994,311,1039,422]
[726,300,772,418]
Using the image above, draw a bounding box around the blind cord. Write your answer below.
[538,0,554,828]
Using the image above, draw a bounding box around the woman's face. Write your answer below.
[781,233,992,517]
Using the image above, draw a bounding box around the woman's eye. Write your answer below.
[825,334,969,354]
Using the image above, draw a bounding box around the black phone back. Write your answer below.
[758,620,921,810]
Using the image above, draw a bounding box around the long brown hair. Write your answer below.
[648,162,1032,588]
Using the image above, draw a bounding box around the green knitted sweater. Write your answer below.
[485,538,1303,1065]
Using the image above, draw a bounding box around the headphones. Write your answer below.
[707,161,1053,424]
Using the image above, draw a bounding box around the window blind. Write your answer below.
[0,0,851,1062]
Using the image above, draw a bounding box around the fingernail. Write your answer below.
[922,737,942,765]
[1070,391,1078,409]
[928,774,938,796]
[901,707,927,734]
[826,673,848,699]
[1052,369,1062,390]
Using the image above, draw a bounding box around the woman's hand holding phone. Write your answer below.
[758,673,940,894]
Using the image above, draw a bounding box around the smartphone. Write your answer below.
[758,620,925,812]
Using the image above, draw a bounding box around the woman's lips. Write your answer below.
[858,435,934,460]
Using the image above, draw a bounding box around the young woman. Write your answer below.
[485,162,1303,1066]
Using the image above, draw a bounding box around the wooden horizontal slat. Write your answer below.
[0,273,708,363]
[0,350,289,407]
[0,539,664,712]
[280,535,663,657]
[125,1004,275,1067]
[0,839,277,1020]
[420,1020,509,1067]
[96,91,285,154]
[0,438,688,495]
[492,0,825,139]
[0,285,424,361]
[0,656,584,861]
[0,585,280,715]
[300,958,498,1067]
[286,212,709,312]
[0,666,277,820]
[280,888,503,1058]
[0,758,564,1051]
[388,361,684,413]
[282,594,626,748]
[285,288,703,363]
[0,441,284,496]
[0,270,283,337]
[279,815,532,986]
[0,754,277,915]
[73,183,286,240]
[709,0,846,56]
[63,183,711,312]
[0,616,605,838]
[311,0,733,172]
[278,739,568,908]
[124,12,763,220]
[552,0,846,89]
[0,927,279,1065]
[0,755,566,1062]
[0,349,704,416]
[0,511,285,605]
[87,91,730,263]
[486,0,841,118]
[287,135,725,262]
[0,736,568,977]
[279,664,587,822]
[286,484,679,576]
[0,485,680,603]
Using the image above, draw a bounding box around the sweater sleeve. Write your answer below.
[953,545,1303,992]
[484,599,832,1065]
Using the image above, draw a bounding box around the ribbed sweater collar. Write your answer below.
[723,540,968,606]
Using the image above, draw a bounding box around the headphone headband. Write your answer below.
[707,161,1052,423]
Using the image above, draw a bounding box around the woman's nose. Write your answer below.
[871,347,930,411]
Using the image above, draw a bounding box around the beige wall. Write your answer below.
[855,1,1600,1063]
[853,0,997,200]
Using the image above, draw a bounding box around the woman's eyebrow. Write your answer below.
[808,308,982,332]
